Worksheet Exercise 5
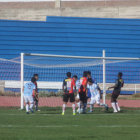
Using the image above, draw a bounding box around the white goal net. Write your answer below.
[0,50,140,109]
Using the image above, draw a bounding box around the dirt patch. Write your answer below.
[0,96,140,108]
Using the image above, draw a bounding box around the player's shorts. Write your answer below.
[87,90,91,98]
[111,94,119,102]
[79,91,87,103]
[90,94,100,104]
[95,94,100,104]
[75,94,80,100]
[24,95,34,103]
[111,90,120,102]
[63,93,75,103]
[33,96,38,102]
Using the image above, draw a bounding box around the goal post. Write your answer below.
[20,51,140,109]
[20,53,24,109]
[102,50,106,104]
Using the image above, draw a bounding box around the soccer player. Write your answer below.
[62,72,76,115]
[87,78,108,112]
[33,74,40,111]
[108,72,124,113]
[78,71,88,113]
[87,71,99,83]
[87,71,99,98]
[24,77,36,114]
[87,71,103,108]
[73,75,81,113]
[73,75,78,92]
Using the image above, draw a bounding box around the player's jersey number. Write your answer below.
[66,80,72,90]
[27,84,32,89]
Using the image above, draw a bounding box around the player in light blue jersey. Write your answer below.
[24,77,36,114]
[87,78,108,112]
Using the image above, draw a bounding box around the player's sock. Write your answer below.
[99,103,109,111]
[90,104,93,112]
[30,103,34,113]
[80,103,83,113]
[77,102,80,109]
[99,103,104,106]
[62,104,66,114]
[72,104,76,115]
[77,102,81,113]
[116,102,120,111]
[87,102,90,105]
[26,104,29,112]
[111,102,118,112]
[83,103,87,113]
[35,101,38,111]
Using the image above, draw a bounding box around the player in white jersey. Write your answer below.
[87,78,108,112]
[24,77,36,114]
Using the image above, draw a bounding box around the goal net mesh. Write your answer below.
[105,59,140,108]
[0,54,140,109]
[0,57,21,107]
[22,55,103,107]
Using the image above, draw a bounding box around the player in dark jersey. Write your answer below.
[108,72,124,113]
[78,71,88,113]
[33,74,40,111]
[62,72,76,115]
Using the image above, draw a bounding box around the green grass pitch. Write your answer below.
[0,107,140,140]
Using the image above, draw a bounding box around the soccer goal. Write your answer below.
[19,50,140,109]
[20,51,105,109]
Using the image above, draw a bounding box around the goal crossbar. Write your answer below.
[24,53,140,60]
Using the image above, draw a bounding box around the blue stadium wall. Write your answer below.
[1,17,140,59]
[0,17,140,91]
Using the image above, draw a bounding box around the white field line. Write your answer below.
[0,124,79,128]
[0,124,140,128]
[97,125,140,128]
